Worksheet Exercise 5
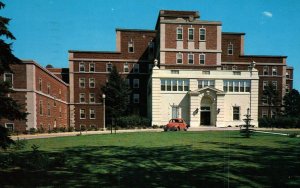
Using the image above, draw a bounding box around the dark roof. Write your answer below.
[222,32,246,35]
[241,55,287,58]
[69,50,121,54]
[159,10,200,19]
[116,28,156,33]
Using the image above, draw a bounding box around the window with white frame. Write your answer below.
[176,53,183,64]
[188,28,194,40]
[262,110,268,118]
[199,28,206,41]
[176,27,183,40]
[47,84,51,94]
[188,53,194,64]
[39,100,43,115]
[133,64,139,73]
[124,62,129,73]
[133,94,140,103]
[106,63,112,72]
[80,109,86,119]
[128,41,134,53]
[133,79,139,88]
[172,106,179,118]
[79,78,85,88]
[59,106,62,118]
[228,43,233,55]
[161,79,189,92]
[79,93,85,103]
[272,81,277,90]
[89,78,95,88]
[89,93,95,103]
[233,106,240,120]
[89,63,95,72]
[263,66,269,75]
[79,62,85,72]
[4,73,13,87]
[199,54,205,64]
[272,67,277,76]
[232,65,238,70]
[198,80,215,89]
[262,96,268,105]
[90,109,96,119]
[5,123,14,132]
[286,72,290,79]
[223,80,250,92]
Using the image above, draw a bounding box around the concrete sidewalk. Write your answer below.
[11,127,241,140]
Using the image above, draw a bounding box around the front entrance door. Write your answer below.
[201,111,211,125]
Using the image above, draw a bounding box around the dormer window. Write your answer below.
[228,43,233,55]
[128,40,134,53]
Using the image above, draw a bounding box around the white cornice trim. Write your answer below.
[222,62,285,66]
[69,58,152,63]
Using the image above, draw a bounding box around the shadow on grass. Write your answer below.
[0,139,300,187]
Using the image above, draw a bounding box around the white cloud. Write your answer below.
[262,11,273,18]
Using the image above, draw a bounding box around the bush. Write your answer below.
[259,116,300,128]
[59,127,66,132]
[29,128,37,134]
[68,126,75,132]
[115,115,151,128]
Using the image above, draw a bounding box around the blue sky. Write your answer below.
[2,0,300,89]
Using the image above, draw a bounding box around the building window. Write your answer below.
[90,109,96,119]
[263,66,269,75]
[133,94,140,103]
[80,109,86,119]
[199,28,206,41]
[202,71,210,75]
[198,80,215,89]
[171,70,179,74]
[188,28,194,40]
[228,43,233,55]
[47,84,51,95]
[233,106,240,120]
[172,106,179,118]
[125,79,130,87]
[39,78,42,91]
[47,102,51,116]
[272,67,277,76]
[176,27,183,40]
[39,100,43,115]
[232,65,238,70]
[79,62,85,72]
[223,80,250,93]
[124,62,129,73]
[286,72,290,79]
[262,110,268,118]
[106,63,112,72]
[222,65,228,70]
[176,53,183,64]
[199,54,205,64]
[4,73,13,87]
[263,81,268,90]
[59,106,62,118]
[148,41,154,57]
[89,78,95,88]
[286,84,290,93]
[272,81,277,90]
[89,63,95,72]
[5,123,14,132]
[133,64,139,73]
[262,96,268,105]
[89,93,95,103]
[79,93,85,103]
[133,79,139,88]
[128,41,134,53]
[53,99,56,107]
[188,53,194,64]
[161,79,189,92]
[79,78,85,88]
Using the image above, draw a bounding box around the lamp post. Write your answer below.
[102,93,106,131]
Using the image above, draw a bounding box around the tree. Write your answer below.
[283,89,300,117]
[101,66,131,133]
[262,82,280,118]
[0,1,27,149]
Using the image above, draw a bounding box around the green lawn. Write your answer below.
[1,131,300,187]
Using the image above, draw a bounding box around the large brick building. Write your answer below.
[0,10,293,131]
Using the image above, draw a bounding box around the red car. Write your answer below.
[164,118,189,131]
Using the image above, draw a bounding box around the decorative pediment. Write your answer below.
[189,86,225,96]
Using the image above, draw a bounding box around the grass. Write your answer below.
[1,131,300,187]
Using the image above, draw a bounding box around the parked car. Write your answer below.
[164,118,189,131]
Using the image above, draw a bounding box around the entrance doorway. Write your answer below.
[201,111,211,125]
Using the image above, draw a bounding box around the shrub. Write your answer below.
[29,128,37,134]
[13,138,27,150]
[259,116,300,128]
[116,115,151,129]
[68,126,75,132]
